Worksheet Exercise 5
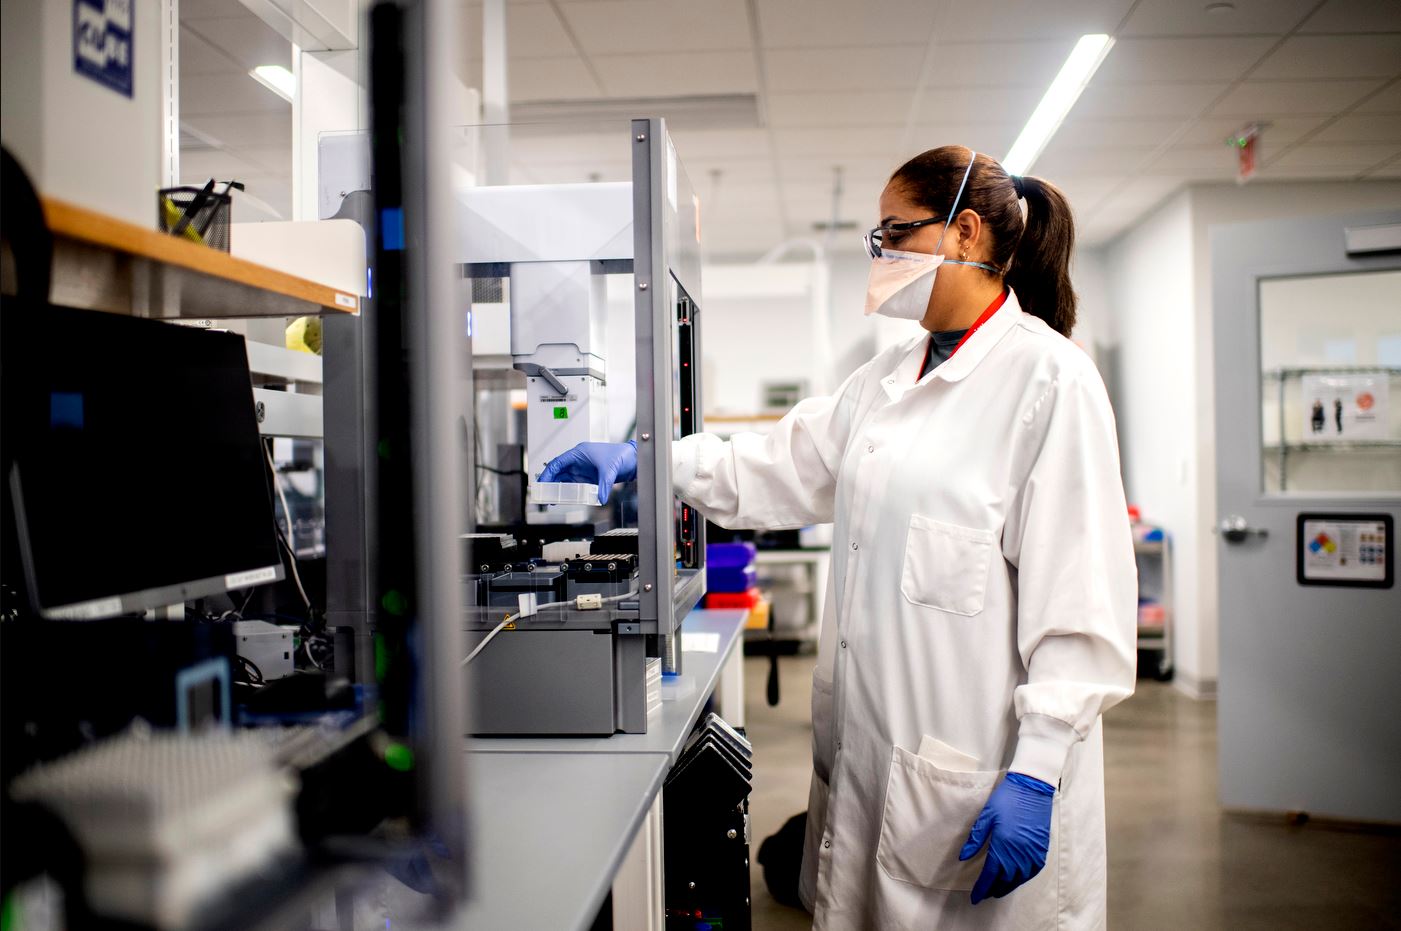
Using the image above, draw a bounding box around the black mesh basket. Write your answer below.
[157,182,241,251]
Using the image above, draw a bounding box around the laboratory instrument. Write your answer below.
[459,118,707,736]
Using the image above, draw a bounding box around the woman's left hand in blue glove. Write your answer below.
[958,771,1055,904]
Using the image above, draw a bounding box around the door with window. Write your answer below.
[1213,210,1401,823]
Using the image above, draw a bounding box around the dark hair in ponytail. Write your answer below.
[888,146,1078,336]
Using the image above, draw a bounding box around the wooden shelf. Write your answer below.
[4,197,361,319]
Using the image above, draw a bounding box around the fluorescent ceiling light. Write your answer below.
[1002,34,1114,176]
[249,65,296,102]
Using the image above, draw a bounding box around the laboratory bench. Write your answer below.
[456,608,748,931]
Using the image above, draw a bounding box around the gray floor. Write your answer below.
[741,654,1401,930]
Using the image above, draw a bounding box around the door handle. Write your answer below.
[1216,514,1268,544]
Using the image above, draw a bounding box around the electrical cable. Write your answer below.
[477,464,526,476]
[262,440,312,612]
[461,590,638,667]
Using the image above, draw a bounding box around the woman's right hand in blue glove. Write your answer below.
[538,440,638,504]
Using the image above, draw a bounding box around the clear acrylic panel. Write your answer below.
[1259,269,1401,494]
[456,121,641,526]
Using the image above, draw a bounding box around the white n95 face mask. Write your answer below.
[863,249,944,319]
[864,146,990,322]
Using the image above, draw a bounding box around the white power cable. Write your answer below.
[461,590,638,667]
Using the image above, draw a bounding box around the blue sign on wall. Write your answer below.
[73,0,133,98]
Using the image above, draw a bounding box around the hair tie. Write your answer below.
[1011,175,1026,199]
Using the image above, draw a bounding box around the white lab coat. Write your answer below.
[673,290,1136,930]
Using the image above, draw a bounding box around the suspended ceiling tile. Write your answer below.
[766,91,912,128]
[1267,142,1401,172]
[1070,81,1228,120]
[181,112,295,148]
[558,0,752,55]
[509,55,603,99]
[1251,35,1401,81]
[508,160,635,184]
[180,0,257,17]
[1208,79,1384,117]
[755,0,940,49]
[682,158,776,186]
[1032,141,1162,178]
[1103,176,1187,213]
[1051,116,1195,151]
[503,3,579,59]
[930,40,1080,88]
[178,149,264,183]
[1178,115,1329,147]
[666,128,773,160]
[1355,80,1401,114]
[765,46,927,93]
[507,131,637,165]
[932,0,1135,42]
[1140,144,1240,177]
[220,145,294,175]
[592,51,757,97]
[1052,175,1132,211]
[1299,0,1401,34]
[913,85,1047,123]
[1308,113,1401,145]
[178,27,243,76]
[1362,156,1401,177]
[181,12,290,72]
[902,122,1023,159]
[781,155,905,184]
[1257,163,1385,180]
[1120,0,1320,37]
[1094,36,1275,84]
[771,126,909,158]
[180,71,290,116]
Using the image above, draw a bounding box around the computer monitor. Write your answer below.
[2,303,285,619]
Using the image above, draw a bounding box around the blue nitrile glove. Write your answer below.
[958,772,1055,905]
[538,440,638,504]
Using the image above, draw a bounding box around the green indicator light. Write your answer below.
[553,406,569,420]
[385,741,415,772]
[381,589,409,616]
[377,439,391,459]
[374,633,388,680]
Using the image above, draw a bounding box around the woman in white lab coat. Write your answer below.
[541,146,1138,930]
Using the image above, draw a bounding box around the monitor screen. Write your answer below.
[2,304,284,619]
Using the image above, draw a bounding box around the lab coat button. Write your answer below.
[824,840,831,849]
[866,444,875,453]
[840,639,847,648]
[850,541,859,551]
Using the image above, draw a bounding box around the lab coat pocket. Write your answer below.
[876,745,1003,892]
[900,514,995,616]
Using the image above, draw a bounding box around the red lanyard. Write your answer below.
[920,289,1009,378]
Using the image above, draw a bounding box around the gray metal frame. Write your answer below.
[631,117,706,677]
[462,120,706,736]
[322,190,380,686]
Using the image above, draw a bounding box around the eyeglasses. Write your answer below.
[863,216,946,259]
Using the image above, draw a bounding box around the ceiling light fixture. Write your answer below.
[1204,3,1236,14]
[249,65,296,102]
[1002,33,1114,176]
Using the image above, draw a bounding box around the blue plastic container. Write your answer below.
[707,542,758,593]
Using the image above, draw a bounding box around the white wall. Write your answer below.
[699,252,880,416]
[1,0,161,227]
[1096,192,1203,691]
[1088,178,1401,699]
